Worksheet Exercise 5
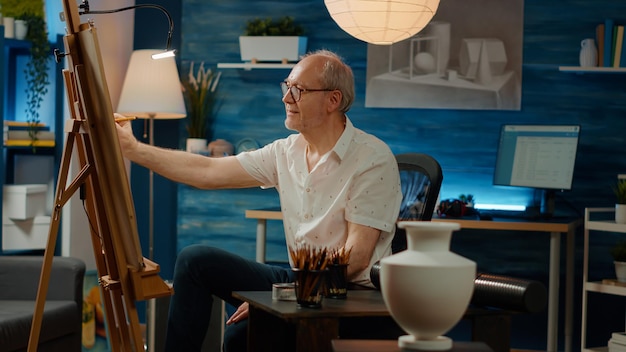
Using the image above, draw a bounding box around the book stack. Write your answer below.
[3,121,55,147]
[596,19,626,68]
[610,332,626,352]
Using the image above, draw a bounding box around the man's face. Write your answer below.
[282,57,330,132]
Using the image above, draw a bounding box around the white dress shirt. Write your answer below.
[237,117,402,286]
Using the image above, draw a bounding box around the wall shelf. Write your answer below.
[217,62,295,70]
[581,208,626,352]
[559,66,626,73]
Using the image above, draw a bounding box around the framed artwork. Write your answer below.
[365,0,524,110]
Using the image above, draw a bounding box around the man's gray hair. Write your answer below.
[301,50,355,113]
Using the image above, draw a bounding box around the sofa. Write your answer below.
[0,256,85,352]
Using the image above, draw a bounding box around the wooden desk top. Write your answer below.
[331,340,493,352]
[233,290,390,320]
[245,208,582,233]
[245,208,283,220]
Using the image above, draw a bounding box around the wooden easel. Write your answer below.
[27,1,173,351]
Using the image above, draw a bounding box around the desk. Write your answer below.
[233,290,391,352]
[234,290,505,352]
[244,208,582,352]
[331,340,493,352]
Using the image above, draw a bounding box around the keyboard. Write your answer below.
[478,209,537,220]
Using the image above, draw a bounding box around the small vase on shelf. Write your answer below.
[579,38,598,67]
[186,138,207,154]
[14,19,27,40]
[616,203,626,224]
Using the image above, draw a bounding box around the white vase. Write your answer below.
[616,204,626,224]
[186,138,207,154]
[615,261,626,282]
[380,221,476,350]
[14,20,28,40]
[579,38,598,67]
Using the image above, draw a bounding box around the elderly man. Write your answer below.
[115,49,401,352]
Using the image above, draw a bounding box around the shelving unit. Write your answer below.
[581,207,626,352]
[217,62,295,70]
[0,28,63,254]
[559,66,626,73]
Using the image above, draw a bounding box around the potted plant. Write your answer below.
[458,194,475,208]
[613,179,626,224]
[0,0,50,149]
[180,61,222,153]
[239,16,307,63]
[610,239,626,282]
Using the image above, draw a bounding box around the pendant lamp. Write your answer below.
[324,0,440,45]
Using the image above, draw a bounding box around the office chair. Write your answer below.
[392,153,443,253]
[369,153,443,287]
[364,154,546,352]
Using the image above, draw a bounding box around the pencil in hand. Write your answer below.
[114,116,136,123]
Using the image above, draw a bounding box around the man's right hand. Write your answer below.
[113,113,139,157]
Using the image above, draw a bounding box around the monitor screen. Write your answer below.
[493,124,581,191]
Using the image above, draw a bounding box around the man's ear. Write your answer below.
[327,90,342,112]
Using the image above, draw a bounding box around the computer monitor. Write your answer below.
[493,124,581,216]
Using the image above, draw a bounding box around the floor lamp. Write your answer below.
[117,49,186,352]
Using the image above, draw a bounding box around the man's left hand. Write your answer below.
[226,302,249,325]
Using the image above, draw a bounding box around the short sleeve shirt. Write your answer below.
[236,117,402,286]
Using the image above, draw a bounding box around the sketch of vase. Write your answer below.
[579,38,597,67]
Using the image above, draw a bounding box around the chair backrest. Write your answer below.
[370,153,443,288]
[391,153,443,253]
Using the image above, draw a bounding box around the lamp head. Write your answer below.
[324,0,440,45]
[117,50,186,120]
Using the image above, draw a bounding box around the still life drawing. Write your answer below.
[365,0,523,110]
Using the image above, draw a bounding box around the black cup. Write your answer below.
[325,263,348,299]
[293,268,327,308]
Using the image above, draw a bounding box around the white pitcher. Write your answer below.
[579,38,598,67]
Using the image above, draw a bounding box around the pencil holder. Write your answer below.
[325,263,348,299]
[293,268,327,308]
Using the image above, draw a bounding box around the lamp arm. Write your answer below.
[78,1,174,52]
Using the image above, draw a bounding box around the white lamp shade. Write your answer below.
[324,0,440,45]
[117,49,186,119]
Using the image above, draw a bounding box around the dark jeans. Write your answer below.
[164,244,295,352]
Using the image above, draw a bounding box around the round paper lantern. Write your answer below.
[324,0,440,45]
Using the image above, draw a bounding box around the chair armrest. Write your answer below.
[471,272,547,313]
[0,256,85,306]
[370,263,546,313]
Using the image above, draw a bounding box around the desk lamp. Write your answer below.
[117,49,186,351]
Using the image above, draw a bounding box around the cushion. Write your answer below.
[0,300,80,351]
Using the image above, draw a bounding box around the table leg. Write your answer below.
[564,229,575,352]
[247,305,293,351]
[256,219,267,263]
[295,318,339,352]
[547,232,560,352]
[247,305,339,352]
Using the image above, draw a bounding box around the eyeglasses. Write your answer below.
[280,81,335,102]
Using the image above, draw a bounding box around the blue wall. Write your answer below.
[131,0,626,350]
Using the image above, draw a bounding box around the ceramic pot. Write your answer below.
[615,261,626,282]
[616,203,626,224]
[186,138,207,154]
[579,38,598,67]
[208,139,234,157]
[380,221,476,350]
[14,19,28,40]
